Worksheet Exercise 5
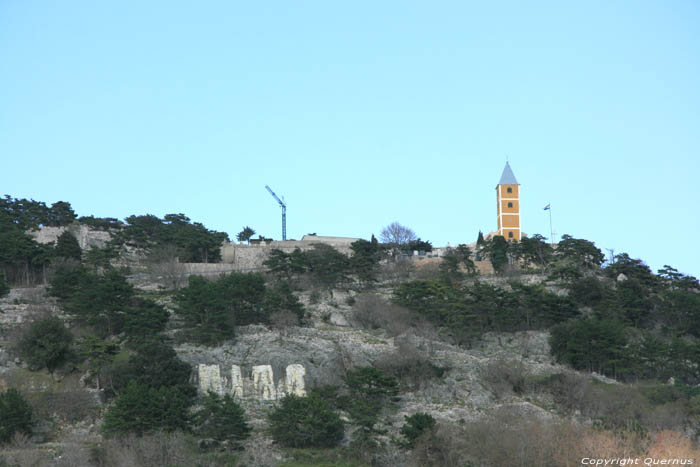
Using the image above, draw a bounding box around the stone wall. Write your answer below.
[197,363,306,400]
[220,236,360,267]
[28,225,111,250]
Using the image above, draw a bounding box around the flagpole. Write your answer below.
[548,202,554,246]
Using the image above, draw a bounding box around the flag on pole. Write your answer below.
[543,204,551,210]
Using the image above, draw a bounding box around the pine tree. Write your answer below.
[54,231,82,261]
[0,388,33,442]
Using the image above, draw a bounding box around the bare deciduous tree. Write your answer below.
[380,221,417,246]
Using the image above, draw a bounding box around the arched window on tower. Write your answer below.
[508,202,513,208]
[508,232,514,239]
[507,187,513,193]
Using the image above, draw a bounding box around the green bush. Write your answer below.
[194,392,251,443]
[0,388,33,443]
[104,340,194,399]
[102,381,191,436]
[400,412,436,448]
[268,394,344,448]
[0,274,9,298]
[17,316,74,372]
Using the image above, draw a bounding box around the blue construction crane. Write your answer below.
[265,185,287,240]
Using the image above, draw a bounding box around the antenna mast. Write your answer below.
[265,185,287,240]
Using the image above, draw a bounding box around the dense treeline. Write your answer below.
[0,194,231,286]
[393,279,579,344]
[0,196,74,284]
[549,260,700,383]
[111,213,229,263]
[174,272,305,345]
[397,233,700,384]
[264,238,385,286]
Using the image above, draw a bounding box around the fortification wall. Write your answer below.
[29,225,111,250]
[220,237,358,266]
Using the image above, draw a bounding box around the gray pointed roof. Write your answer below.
[498,162,519,185]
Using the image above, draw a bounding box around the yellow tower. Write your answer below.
[496,162,521,241]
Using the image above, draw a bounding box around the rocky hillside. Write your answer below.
[0,202,698,466]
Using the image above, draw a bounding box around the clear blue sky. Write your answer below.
[2,1,699,277]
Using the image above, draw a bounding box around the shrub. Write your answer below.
[0,274,9,298]
[400,412,436,448]
[0,388,33,443]
[25,389,99,424]
[352,293,417,337]
[375,341,444,391]
[194,392,251,444]
[481,359,530,399]
[93,431,209,467]
[268,394,344,448]
[17,316,74,372]
[102,381,191,436]
[103,340,194,399]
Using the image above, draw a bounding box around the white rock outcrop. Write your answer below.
[198,364,225,395]
[252,365,277,400]
[284,364,306,396]
[196,363,307,400]
[231,365,244,398]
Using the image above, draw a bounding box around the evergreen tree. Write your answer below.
[236,226,256,244]
[0,388,33,442]
[194,392,251,443]
[268,394,344,448]
[102,381,191,436]
[488,235,509,273]
[106,340,194,399]
[47,201,77,227]
[54,231,82,261]
[399,412,436,448]
[17,316,74,372]
[0,274,9,298]
[345,366,399,433]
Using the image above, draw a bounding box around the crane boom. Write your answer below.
[265,185,287,240]
[265,185,286,208]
